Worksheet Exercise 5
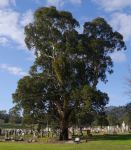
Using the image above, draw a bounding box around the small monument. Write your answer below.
[122,121,126,133]
[125,125,129,132]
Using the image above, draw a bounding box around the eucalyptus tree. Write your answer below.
[13,6,126,140]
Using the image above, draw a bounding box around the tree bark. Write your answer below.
[59,120,69,140]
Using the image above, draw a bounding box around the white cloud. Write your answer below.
[69,0,82,4]
[20,10,33,27]
[110,51,126,63]
[0,9,24,48]
[0,64,28,76]
[0,37,8,45]
[0,0,9,8]
[92,0,131,12]
[0,9,33,49]
[46,0,64,8]
[0,0,15,8]
[46,0,82,8]
[110,12,131,41]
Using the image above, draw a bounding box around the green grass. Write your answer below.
[0,134,131,150]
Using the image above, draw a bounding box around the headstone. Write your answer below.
[126,125,129,132]
[122,121,126,133]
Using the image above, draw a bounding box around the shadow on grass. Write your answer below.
[90,134,131,141]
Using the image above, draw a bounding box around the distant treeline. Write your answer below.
[0,108,22,124]
[0,103,131,127]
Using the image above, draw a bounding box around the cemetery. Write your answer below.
[0,123,131,150]
[0,121,130,143]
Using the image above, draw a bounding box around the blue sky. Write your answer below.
[0,0,131,111]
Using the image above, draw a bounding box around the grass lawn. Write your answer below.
[0,134,131,150]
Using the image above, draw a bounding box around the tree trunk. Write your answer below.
[80,127,83,136]
[59,120,69,140]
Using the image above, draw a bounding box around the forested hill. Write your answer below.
[105,103,131,126]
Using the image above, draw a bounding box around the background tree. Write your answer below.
[92,111,109,127]
[13,6,126,140]
[9,107,22,124]
[125,103,131,125]
[0,110,9,123]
